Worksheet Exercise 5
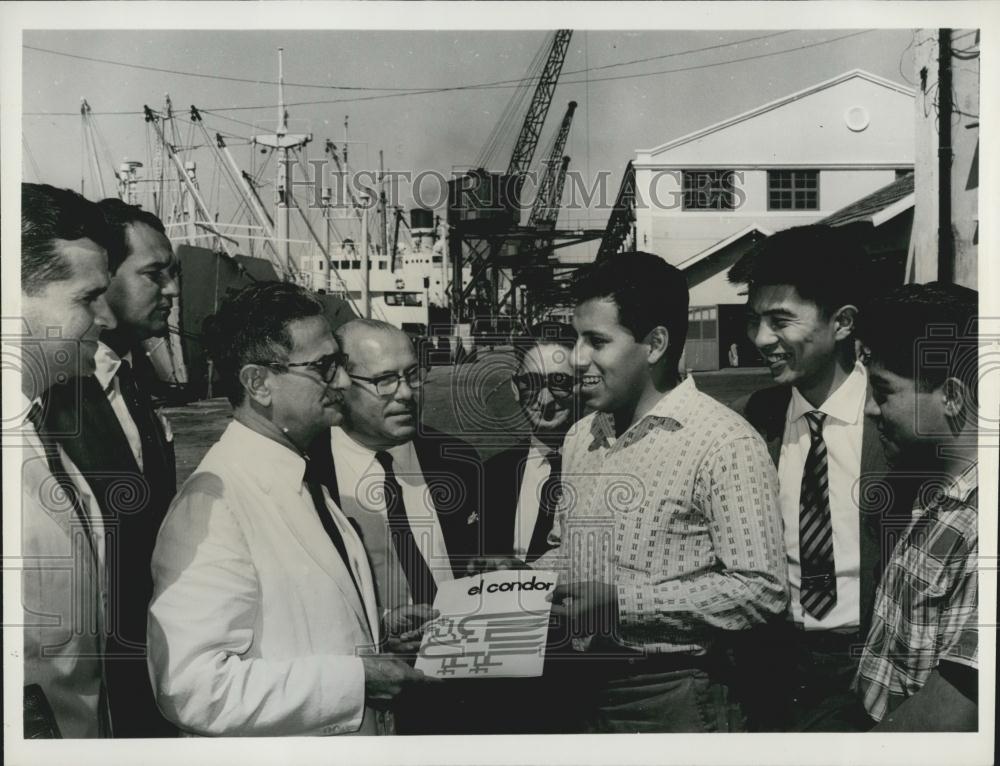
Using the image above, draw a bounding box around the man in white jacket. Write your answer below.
[148,282,436,736]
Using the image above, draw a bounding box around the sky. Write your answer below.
[21,28,917,257]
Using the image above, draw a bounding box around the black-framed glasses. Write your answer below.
[512,372,576,399]
[259,351,345,384]
[349,365,429,397]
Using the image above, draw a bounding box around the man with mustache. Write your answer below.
[17,182,117,737]
[482,321,581,563]
[308,318,483,733]
[43,199,180,736]
[729,224,892,731]
[148,283,433,735]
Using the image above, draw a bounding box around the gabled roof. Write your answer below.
[640,69,915,158]
[819,172,915,227]
[676,224,774,272]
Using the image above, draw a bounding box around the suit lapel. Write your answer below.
[272,479,371,638]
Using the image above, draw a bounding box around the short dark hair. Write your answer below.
[203,281,325,406]
[96,198,167,273]
[21,183,114,296]
[728,224,869,315]
[856,281,979,394]
[511,320,577,369]
[572,251,689,373]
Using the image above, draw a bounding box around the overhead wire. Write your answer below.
[24,30,874,117]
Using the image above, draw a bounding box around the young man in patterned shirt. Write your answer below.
[853,282,979,731]
[531,252,787,733]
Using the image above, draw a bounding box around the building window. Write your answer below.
[351,260,361,270]
[340,260,351,269]
[378,262,388,271]
[682,170,738,210]
[768,170,818,210]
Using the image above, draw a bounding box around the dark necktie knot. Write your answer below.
[805,411,827,441]
[374,449,394,475]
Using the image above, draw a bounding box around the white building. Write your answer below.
[619,69,915,370]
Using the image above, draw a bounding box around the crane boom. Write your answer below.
[528,100,577,228]
[505,30,573,178]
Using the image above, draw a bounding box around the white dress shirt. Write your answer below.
[512,438,558,561]
[95,342,145,470]
[330,427,454,612]
[779,362,867,630]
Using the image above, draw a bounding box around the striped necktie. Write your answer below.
[799,410,837,619]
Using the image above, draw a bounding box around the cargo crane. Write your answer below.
[447,30,603,329]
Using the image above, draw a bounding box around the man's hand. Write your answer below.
[361,657,440,709]
[550,580,618,638]
[382,604,439,657]
[465,556,531,576]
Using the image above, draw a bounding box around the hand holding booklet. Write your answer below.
[414,570,558,679]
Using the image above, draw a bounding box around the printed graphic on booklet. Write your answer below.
[415,570,558,679]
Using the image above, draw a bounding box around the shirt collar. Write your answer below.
[330,426,414,473]
[788,361,867,426]
[943,461,978,505]
[528,436,560,462]
[592,375,697,445]
[95,341,133,393]
[222,419,308,488]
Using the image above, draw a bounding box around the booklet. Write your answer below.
[414,569,558,679]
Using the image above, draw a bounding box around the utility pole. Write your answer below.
[937,28,955,283]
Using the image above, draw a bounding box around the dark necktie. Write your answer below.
[527,450,562,563]
[374,450,438,605]
[27,401,98,560]
[115,358,166,478]
[799,411,837,620]
[303,461,369,620]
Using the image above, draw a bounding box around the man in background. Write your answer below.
[17,183,117,737]
[853,282,979,731]
[44,198,179,736]
[483,320,581,562]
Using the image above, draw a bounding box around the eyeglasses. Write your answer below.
[512,372,576,399]
[259,352,345,384]
[349,365,429,397]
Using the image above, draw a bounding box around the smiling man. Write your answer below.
[18,183,117,738]
[531,252,786,733]
[43,199,180,736]
[483,321,581,563]
[852,282,979,731]
[730,224,891,731]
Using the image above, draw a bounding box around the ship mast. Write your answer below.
[252,47,312,276]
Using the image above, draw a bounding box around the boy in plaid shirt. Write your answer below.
[853,282,979,731]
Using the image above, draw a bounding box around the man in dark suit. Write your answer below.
[44,199,180,737]
[728,224,895,732]
[482,320,581,562]
[307,318,483,733]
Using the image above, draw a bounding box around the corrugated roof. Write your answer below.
[819,172,915,227]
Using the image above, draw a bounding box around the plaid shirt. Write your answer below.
[853,461,978,721]
[533,376,787,654]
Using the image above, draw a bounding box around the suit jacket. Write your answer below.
[481,441,531,557]
[43,373,177,737]
[308,425,484,579]
[21,423,107,738]
[737,384,891,634]
[148,421,388,736]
